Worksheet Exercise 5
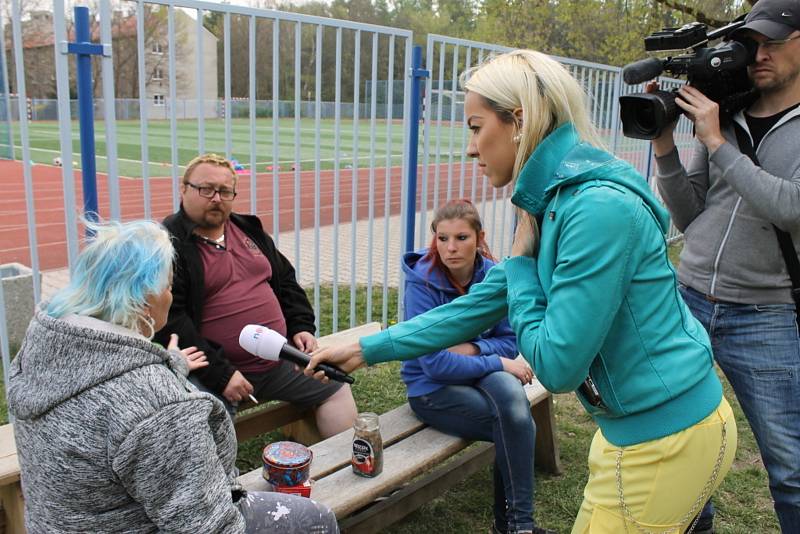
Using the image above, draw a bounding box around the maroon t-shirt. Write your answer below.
[198,222,287,373]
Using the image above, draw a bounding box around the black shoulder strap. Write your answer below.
[733,122,800,304]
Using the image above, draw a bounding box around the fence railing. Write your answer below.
[1,0,686,403]
[4,97,410,121]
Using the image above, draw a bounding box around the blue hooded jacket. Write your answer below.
[400,250,518,397]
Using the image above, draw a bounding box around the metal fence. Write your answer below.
[416,34,689,254]
[4,97,408,122]
[1,0,687,401]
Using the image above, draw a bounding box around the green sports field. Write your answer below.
[4,117,470,178]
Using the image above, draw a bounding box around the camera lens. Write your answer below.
[619,90,681,140]
[634,106,656,131]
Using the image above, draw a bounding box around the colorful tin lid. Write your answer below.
[263,441,313,468]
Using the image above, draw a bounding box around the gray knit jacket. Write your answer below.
[7,311,246,533]
[655,106,800,304]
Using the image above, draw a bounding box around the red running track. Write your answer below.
[0,159,485,270]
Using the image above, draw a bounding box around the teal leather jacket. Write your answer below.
[362,123,722,446]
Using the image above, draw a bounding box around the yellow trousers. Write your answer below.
[572,397,737,534]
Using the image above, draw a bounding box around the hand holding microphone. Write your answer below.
[239,325,355,384]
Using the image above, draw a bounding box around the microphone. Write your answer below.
[239,325,355,384]
[622,57,665,85]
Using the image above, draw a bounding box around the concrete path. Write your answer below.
[41,200,515,300]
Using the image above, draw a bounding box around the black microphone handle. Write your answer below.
[280,344,355,384]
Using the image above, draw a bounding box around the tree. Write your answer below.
[471,0,750,67]
[651,0,755,28]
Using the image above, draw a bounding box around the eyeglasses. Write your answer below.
[185,182,237,201]
[759,34,800,50]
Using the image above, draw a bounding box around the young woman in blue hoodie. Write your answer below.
[308,49,737,533]
[402,199,551,534]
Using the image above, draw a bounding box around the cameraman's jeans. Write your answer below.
[408,371,537,532]
[681,285,800,533]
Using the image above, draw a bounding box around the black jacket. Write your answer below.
[154,208,316,394]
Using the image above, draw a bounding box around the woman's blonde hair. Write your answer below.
[460,50,604,254]
[460,49,604,184]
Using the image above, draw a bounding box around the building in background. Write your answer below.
[3,7,218,119]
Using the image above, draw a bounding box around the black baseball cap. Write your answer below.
[738,0,800,40]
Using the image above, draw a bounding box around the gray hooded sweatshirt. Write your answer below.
[655,106,800,304]
[7,311,246,533]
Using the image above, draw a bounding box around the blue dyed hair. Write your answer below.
[47,219,175,333]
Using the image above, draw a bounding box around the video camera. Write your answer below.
[619,18,758,140]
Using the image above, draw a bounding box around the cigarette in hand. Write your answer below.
[248,394,259,404]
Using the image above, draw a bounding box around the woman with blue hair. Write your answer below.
[7,219,339,534]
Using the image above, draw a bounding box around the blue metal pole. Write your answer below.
[73,6,99,225]
[404,45,429,254]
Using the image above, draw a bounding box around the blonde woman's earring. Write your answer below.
[512,133,522,144]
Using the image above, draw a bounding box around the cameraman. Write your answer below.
[649,0,800,532]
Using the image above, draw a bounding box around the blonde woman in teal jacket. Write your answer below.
[307,50,737,533]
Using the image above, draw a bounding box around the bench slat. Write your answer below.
[238,403,425,489]
[312,425,476,518]
[0,426,19,486]
[234,403,313,442]
[0,426,16,458]
[238,380,549,513]
[338,443,495,534]
[312,381,548,517]
[317,323,382,349]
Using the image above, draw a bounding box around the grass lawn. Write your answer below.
[4,117,659,180]
[1,243,781,532]
[6,117,457,178]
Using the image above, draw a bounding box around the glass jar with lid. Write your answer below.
[351,412,383,477]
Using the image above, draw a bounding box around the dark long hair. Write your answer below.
[423,199,494,295]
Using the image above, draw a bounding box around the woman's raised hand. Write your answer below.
[305,341,366,382]
[167,333,209,371]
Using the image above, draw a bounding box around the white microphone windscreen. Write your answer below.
[239,325,287,361]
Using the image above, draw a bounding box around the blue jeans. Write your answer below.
[681,286,800,533]
[408,371,536,532]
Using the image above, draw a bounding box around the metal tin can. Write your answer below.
[352,412,383,477]
[262,441,313,487]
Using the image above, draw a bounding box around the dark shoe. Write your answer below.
[686,515,714,534]
[687,501,715,534]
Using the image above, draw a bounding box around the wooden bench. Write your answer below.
[0,321,562,533]
[239,377,561,533]
[0,322,382,534]
[0,425,23,534]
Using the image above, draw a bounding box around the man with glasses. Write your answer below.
[649,0,800,531]
[155,153,357,439]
